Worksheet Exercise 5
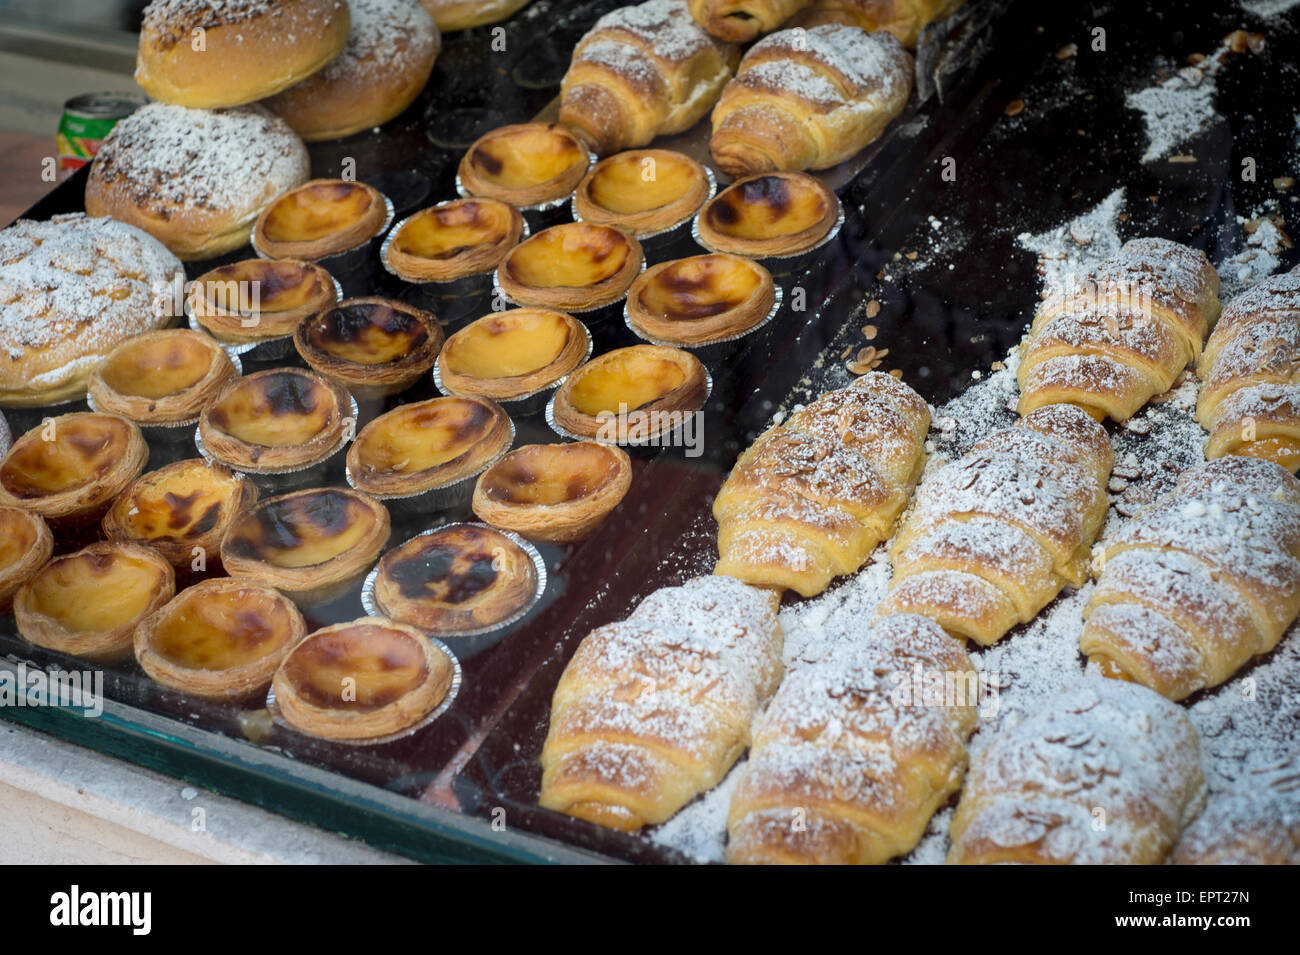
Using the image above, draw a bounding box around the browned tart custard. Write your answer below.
[0,413,147,523]
[294,297,444,399]
[695,171,840,258]
[135,577,307,700]
[220,487,391,607]
[254,178,389,260]
[472,442,631,543]
[14,542,174,663]
[383,197,524,282]
[188,258,338,345]
[436,308,589,401]
[102,458,258,571]
[371,523,538,634]
[347,396,513,498]
[497,222,643,311]
[88,329,238,425]
[458,122,590,207]
[551,345,708,441]
[626,253,776,346]
[0,506,52,610]
[573,149,711,238]
[272,617,455,742]
[199,368,353,473]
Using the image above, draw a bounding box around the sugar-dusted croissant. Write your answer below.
[558,0,738,156]
[794,0,967,48]
[727,613,976,865]
[948,680,1207,864]
[688,0,813,42]
[879,403,1112,645]
[539,575,783,832]
[713,371,930,597]
[1079,456,1300,701]
[1018,237,1221,422]
[1174,752,1300,865]
[1197,266,1300,471]
[709,24,913,178]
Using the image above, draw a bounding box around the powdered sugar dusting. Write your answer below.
[1017,188,1126,295]
[744,25,912,104]
[589,0,715,62]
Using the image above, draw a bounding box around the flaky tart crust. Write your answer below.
[294,297,444,398]
[0,507,52,611]
[134,577,307,700]
[498,222,643,311]
[220,487,391,607]
[626,253,776,345]
[88,330,237,425]
[189,258,338,344]
[472,442,632,542]
[14,541,175,664]
[573,149,712,237]
[696,171,840,258]
[551,344,709,440]
[347,395,514,498]
[436,308,590,401]
[102,458,258,571]
[272,617,454,741]
[372,523,538,634]
[253,178,389,260]
[0,413,147,523]
[458,123,590,207]
[383,198,524,282]
[199,368,353,473]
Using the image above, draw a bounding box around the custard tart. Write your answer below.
[347,395,513,499]
[0,507,52,610]
[253,178,390,260]
[272,617,456,742]
[88,330,238,426]
[102,458,258,571]
[382,197,524,283]
[294,297,444,399]
[135,577,307,700]
[472,442,631,543]
[550,345,709,441]
[189,258,338,346]
[220,487,390,606]
[458,122,590,208]
[0,413,147,524]
[14,542,174,663]
[573,149,712,238]
[626,253,776,346]
[199,368,353,473]
[370,523,539,635]
[435,308,590,402]
[695,171,840,259]
[497,222,643,311]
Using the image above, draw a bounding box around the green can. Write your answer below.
[57,92,150,179]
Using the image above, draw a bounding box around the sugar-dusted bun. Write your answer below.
[420,0,531,31]
[265,0,441,142]
[0,215,185,407]
[136,0,351,108]
[85,103,311,261]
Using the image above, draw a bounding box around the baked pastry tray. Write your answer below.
[3,0,1295,864]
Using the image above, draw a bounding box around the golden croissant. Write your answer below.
[794,0,967,48]
[688,0,814,42]
[879,403,1113,645]
[1197,265,1300,471]
[1079,455,1300,700]
[1018,237,1221,422]
[713,370,930,597]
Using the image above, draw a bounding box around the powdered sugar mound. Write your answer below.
[1216,217,1290,300]
[779,549,893,670]
[306,0,438,85]
[1241,0,1300,15]
[1126,70,1218,163]
[1017,188,1126,297]
[649,761,742,863]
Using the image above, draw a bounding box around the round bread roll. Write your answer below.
[85,103,311,261]
[0,214,185,407]
[136,0,352,108]
[421,0,531,31]
[265,0,441,142]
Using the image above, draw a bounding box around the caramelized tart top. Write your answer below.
[280,621,433,712]
[479,442,626,506]
[502,222,635,290]
[260,179,385,246]
[95,330,226,401]
[148,581,299,670]
[205,369,345,449]
[390,198,520,261]
[462,123,588,198]
[441,309,578,380]
[300,298,436,366]
[25,544,169,633]
[634,254,768,323]
[0,413,136,498]
[700,172,837,251]
[222,488,387,570]
[379,524,534,609]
